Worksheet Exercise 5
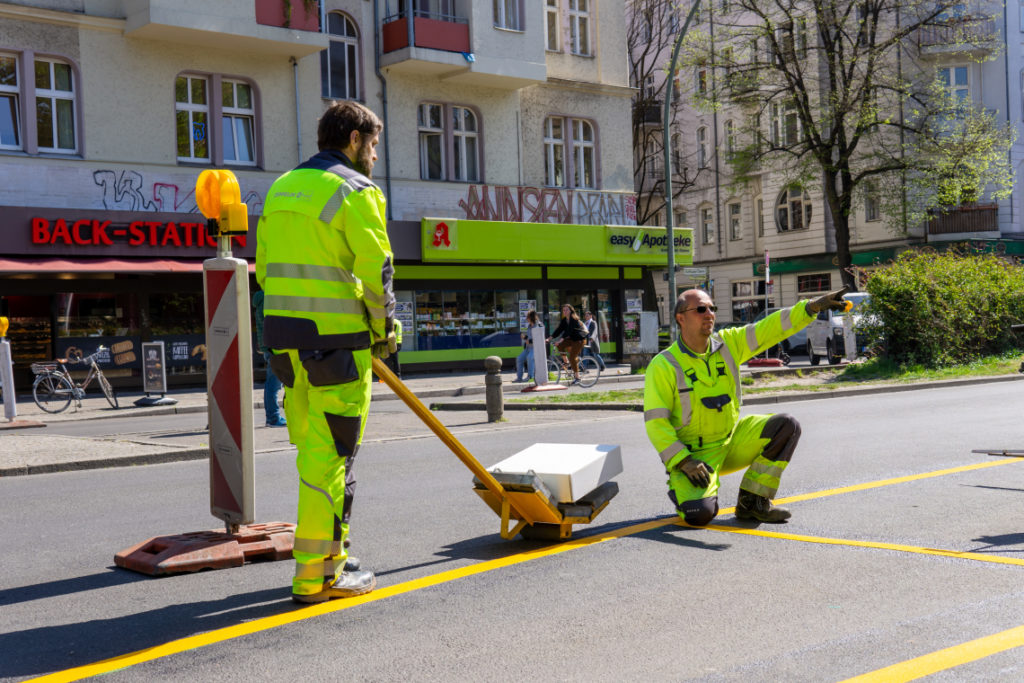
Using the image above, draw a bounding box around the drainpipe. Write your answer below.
[290,56,302,163]
[1004,0,1013,226]
[374,0,394,218]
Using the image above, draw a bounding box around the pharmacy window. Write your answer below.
[0,51,81,155]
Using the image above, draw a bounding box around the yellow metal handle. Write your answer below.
[371,357,533,525]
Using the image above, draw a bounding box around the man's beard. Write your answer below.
[354,140,375,177]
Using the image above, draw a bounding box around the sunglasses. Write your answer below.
[681,305,718,314]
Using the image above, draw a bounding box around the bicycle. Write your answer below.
[31,346,119,413]
[546,345,601,389]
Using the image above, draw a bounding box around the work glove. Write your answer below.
[678,456,714,489]
[371,331,398,360]
[806,286,850,314]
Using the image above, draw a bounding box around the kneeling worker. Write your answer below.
[644,287,848,525]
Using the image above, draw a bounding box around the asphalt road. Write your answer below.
[4,381,1024,681]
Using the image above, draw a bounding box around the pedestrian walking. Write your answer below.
[252,287,286,427]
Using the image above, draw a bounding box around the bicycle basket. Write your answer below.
[31,362,59,375]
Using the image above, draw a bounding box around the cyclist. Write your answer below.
[548,304,589,383]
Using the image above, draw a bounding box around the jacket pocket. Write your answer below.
[299,349,359,386]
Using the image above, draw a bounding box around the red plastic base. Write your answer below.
[114,521,296,576]
[520,383,569,393]
[747,358,785,367]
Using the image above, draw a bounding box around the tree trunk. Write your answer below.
[823,172,856,291]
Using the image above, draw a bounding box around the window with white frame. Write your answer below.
[35,57,77,153]
[701,206,715,244]
[938,65,969,104]
[696,126,707,168]
[568,0,590,56]
[544,115,597,188]
[545,0,560,51]
[724,119,735,155]
[176,73,259,166]
[452,106,479,182]
[543,116,565,186]
[775,185,812,231]
[728,202,742,240]
[0,53,20,150]
[418,103,445,180]
[494,0,522,30]
[418,102,481,182]
[176,75,210,162]
[771,101,800,147]
[221,79,255,166]
[321,12,360,100]
[675,209,687,226]
[572,118,595,188]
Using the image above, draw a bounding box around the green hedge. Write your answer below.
[864,250,1024,367]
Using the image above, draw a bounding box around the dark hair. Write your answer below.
[318,101,382,152]
[526,309,538,324]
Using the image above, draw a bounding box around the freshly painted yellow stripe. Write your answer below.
[839,623,1024,682]
[29,457,1021,682]
[26,517,674,683]
[701,524,1024,567]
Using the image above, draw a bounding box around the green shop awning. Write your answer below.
[422,218,692,266]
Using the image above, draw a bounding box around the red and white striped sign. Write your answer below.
[203,256,255,526]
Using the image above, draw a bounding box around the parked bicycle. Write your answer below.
[546,345,601,388]
[31,346,118,413]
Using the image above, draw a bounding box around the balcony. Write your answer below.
[379,1,545,89]
[917,17,1000,56]
[926,203,999,236]
[123,0,328,57]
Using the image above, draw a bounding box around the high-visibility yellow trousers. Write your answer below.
[275,347,372,597]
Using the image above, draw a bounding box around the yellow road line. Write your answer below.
[839,624,1024,682]
[28,457,1021,682]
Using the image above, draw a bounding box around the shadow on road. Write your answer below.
[0,577,296,678]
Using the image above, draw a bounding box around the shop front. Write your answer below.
[0,207,691,386]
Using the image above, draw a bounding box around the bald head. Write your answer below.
[674,289,711,316]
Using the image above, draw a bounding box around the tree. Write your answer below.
[683,0,1015,290]
[628,0,709,228]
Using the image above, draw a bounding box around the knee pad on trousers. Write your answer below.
[669,491,719,527]
[760,413,801,463]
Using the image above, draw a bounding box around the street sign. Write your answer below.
[682,267,707,278]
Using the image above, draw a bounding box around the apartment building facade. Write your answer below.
[634,0,1024,326]
[0,0,653,384]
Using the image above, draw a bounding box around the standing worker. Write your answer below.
[384,318,402,379]
[256,101,396,604]
[252,286,286,427]
[644,287,848,526]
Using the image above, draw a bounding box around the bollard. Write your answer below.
[0,317,16,421]
[484,355,504,422]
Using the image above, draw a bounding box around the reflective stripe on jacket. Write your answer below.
[255,150,394,350]
[643,301,813,471]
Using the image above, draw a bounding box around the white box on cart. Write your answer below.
[487,443,622,503]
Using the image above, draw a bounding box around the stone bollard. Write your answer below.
[484,356,504,423]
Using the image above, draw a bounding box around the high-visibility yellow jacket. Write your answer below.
[643,301,814,471]
[255,150,394,350]
[394,318,403,345]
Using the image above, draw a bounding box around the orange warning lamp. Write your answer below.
[0,317,7,338]
[841,300,853,313]
[196,169,248,236]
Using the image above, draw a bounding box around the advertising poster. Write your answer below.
[519,299,536,329]
[57,336,140,369]
[141,341,168,394]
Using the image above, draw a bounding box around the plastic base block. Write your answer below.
[114,521,295,576]
[747,358,785,367]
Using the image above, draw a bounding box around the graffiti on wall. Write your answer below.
[93,169,265,215]
[459,185,637,225]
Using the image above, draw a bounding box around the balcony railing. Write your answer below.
[917,17,999,53]
[926,203,998,235]
[382,9,470,54]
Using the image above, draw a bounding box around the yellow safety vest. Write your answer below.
[643,301,814,471]
[256,150,394,350]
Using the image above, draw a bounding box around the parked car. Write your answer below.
[751,307,809,356]
[805,292,871,365]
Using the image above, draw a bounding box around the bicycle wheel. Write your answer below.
[546,358,564,385]
[576,356,600,388]
[33,373,73,413]
[98,372,119,409]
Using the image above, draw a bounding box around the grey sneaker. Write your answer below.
[292,569,376,604]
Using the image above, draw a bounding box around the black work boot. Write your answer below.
[735,490,791,523]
